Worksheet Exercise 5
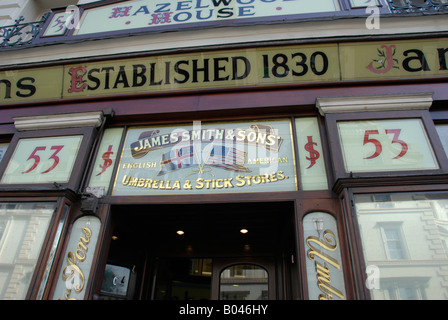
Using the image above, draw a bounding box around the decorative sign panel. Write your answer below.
[42,0,341,37]
[61,44,339,99]
[0,39,447,105]
[0,135,83,184]
[303,212,346,300]
[340,38,448,81]
[42,11,74,37]
[0,67,64,104]
[113,119,297,195]
[88,128,124,194]
[337,119,438,173]
[52,216,101,300]
[295,117,328,190]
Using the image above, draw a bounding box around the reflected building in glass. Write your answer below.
[355,193,448,299]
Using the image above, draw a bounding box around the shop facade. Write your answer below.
[0,0,447,300]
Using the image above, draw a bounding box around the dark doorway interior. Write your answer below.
[98,201,296,300]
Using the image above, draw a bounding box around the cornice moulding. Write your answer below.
[13,111,104,131]
[316,93,433,116]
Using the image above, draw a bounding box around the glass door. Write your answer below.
[211,258,276,300]
[219,264,269,300]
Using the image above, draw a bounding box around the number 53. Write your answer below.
[363,129,408,160]
[23,145,64,174]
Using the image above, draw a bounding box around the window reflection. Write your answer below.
[220,264,268,300]
[382,224,407,259]
[0,202,55,299]
[354,192,448,300]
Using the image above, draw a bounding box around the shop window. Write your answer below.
[353,192,448,300]
[36,203,70,299]
[219,264,268,300]
[0,202,56,300]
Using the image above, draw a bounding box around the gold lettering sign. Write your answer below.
[0,67,63,104]
[113,119,297,195]
[52,217,101,300]
[59,227,91,300]
[303,212,347,300]
[0,39,446,105]
[306,231,345,300]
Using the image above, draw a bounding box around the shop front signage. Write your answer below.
[88,128,124,194]
[112,119,297,195]
[0,135,83,184]
[53,216,101,300]
[337,118,439,173]
[62,44,339,98]
[295,118,328,190]
[0,39,446,105]
[340,40,448,81]
[42,0,341,37]
[303,212,346,300]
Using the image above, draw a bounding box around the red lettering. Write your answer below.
[68,66,87,93]
[109,6,133,18]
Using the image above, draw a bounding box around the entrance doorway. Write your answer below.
[98,202,297,300]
